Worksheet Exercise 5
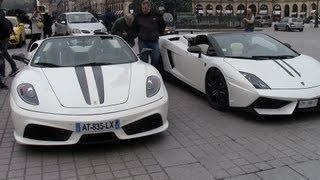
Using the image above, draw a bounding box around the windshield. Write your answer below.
[7,17,17,26]
[67,14,99,23]
[211,33,299,59]
[31,36,137,67]
[292,18,303,22]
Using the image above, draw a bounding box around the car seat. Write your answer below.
[194,35,210,54]
[230,42,244,56]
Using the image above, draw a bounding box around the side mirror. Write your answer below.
[283,43,291,48]
[207,47,217,56]
[99,19,103,23]
[187,46,202,58]
[61,20,66,24]
[138,48,153,58]
[12,53,30,64]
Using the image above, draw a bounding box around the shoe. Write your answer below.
[0,82,8,89]
[9,68,19,77]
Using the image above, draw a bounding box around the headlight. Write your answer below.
[17,83,39,105]
[146,76,161,97]
[71,28,81,34]
[240,72,270,89]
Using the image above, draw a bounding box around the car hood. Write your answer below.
[68,22,104,31]
[224,54,320,89]
[42,64,131,108]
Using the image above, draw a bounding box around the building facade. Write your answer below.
[192,0,318,20]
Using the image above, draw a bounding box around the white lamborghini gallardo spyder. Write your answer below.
[159,32,320,115]
[10,35,168,145]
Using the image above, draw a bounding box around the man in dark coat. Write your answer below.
[132,0,165,71]
[103,8,117,33]
[43,12,53,38]
[111,14,136,47]
[0,9,19,88]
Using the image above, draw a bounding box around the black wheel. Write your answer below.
[299,28,303,32]
[205,70,229,111]
[286,26,291,31]
[274,25,278,31]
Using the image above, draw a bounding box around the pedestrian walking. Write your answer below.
[28,10,43,51]
[103,8,117,33]
[132,0,165,71]
[43,12,53,39]
[0,9,19,79]
[243,8,255,32]
[111,14,136,47]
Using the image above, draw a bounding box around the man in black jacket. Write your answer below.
[0,9,19,80]
[133,0,165,71]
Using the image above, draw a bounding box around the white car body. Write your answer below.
[55,12,106,36]
[159,33,320,115]
[10,35,168,145]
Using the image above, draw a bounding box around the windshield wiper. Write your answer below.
[252,55,296,60]
[224,56,253,59]
[76,62,113,67]
[35,62,62,67]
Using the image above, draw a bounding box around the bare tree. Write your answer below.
[0,0,3,8]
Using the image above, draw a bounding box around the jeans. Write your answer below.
[0,38,18,71]
[138,40,161,71]
[245,27,254,32]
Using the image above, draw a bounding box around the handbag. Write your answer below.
[37,21,44,29]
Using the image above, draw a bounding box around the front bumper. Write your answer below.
[228,81,320,115]
[10,95,168,145]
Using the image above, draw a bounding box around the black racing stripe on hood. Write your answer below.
[280,60,301,77]
[92,66,104,104]
[273,60,295,78]
[75,67,91,105]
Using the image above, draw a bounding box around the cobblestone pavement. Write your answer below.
[0,25,320,180]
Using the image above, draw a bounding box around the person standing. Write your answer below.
[132,0,165,71]
[111,14,136,47]
[103,8,117,33]
[28,10,43,51]
[0,9,19,79]
[43,12,53,39]
[243,8,255,32]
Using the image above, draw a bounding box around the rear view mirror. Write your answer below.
[12,53,30,64]
[187,46,202,58]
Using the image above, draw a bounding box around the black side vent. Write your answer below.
[167,50,175,68]
[168,37,180,41]
[24,124,72,141]
[122,114,163,135]
[250,97,291,109]
[78,132,118,144]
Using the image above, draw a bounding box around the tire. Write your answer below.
[274,25,278,31]
[205,69,229,111]
[286,26,291,31]
[299,28,304,32]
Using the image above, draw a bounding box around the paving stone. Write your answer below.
[60,170,77,178]
[26,166,42,175]
[133,174,151,180]
[93,165,110,173]
[25,174,42,180]
[289,161,320,180]
[129,167,147,176]
[150,172,169,180]
[42,171,60,180]
[225,174,262,180]
[152,148,197,167]
[113,169,130,178]
[95,172,114,180]
[256,166,307,180]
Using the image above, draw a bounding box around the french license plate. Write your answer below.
[75,120,120,133]
[298,99,318,109]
